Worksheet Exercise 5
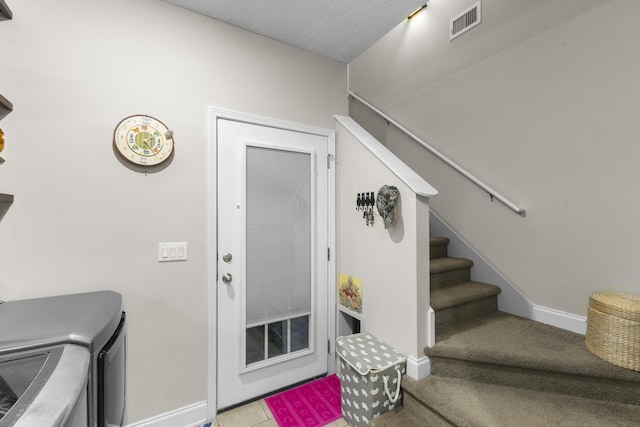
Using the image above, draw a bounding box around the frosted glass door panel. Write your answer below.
[245,146,312,365]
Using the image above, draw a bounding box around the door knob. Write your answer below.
[222,273,233,284]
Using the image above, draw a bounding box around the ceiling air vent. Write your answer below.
[450,1,481,40]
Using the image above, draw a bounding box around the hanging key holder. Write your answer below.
[356,192,376,226]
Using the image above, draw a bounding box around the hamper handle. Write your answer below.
[382,364,402,404]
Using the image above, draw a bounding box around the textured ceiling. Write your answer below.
[163,0,427,63]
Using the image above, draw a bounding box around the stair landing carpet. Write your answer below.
[265,375,342,427]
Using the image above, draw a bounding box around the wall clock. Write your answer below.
[113,115,174,167]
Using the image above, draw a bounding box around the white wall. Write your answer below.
[0,0,346,423]
[335,120,430,360]
[349,0,640,317]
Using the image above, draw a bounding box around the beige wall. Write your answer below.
[349,0,640,317]
[336,121,430,360]
[0,0,346,423]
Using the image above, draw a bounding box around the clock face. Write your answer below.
[113,115,173,166]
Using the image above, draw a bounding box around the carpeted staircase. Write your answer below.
[371,236,640,426]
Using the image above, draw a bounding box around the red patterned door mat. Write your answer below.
[265,375,342,427]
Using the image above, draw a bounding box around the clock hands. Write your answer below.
[141,135,153,150]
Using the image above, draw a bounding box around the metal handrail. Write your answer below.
[349,91,525,216]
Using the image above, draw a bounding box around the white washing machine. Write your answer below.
[0,291,126,427]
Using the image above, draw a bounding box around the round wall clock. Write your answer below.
[113,115,174,167]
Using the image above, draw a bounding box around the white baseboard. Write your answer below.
[532,305,587,335]
[125,401,209,427]
[406,355,430,380]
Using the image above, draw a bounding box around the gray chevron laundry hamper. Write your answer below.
[336,333,407,427]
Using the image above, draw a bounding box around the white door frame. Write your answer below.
[206,106,336,421]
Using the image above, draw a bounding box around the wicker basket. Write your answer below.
[585,291,640,372]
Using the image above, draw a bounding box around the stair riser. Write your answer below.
[400,392,454,426]
[429,357,640,406]
[430,268,471,289]
[430,244,448,260]
[435,297,498,331]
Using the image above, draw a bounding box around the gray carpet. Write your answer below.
[372,312,640,426]
[369,237,640,426]
[429,311,640,386]
[383,376,640,427]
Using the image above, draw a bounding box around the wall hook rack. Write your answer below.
[356,192,376,226]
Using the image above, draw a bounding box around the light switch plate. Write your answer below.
[159,242,187,262]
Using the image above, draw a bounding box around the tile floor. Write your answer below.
[214,397,349,427]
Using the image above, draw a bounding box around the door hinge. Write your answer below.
[327,154,334,169]
[327,247,330,261]
[328,339,331,354]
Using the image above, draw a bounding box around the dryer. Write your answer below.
[0,291,126,427]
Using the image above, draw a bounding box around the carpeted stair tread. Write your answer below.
[400,375,640,427]
[408,235,640,424]
[426,311,640,384]
[367,408,420,427]
[430,281,501,311]
[430,257,473,274]
[369,404,452,427]
[430,237,450,259]
[430,236,450,246]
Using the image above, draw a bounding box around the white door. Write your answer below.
[217,118,329,409]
